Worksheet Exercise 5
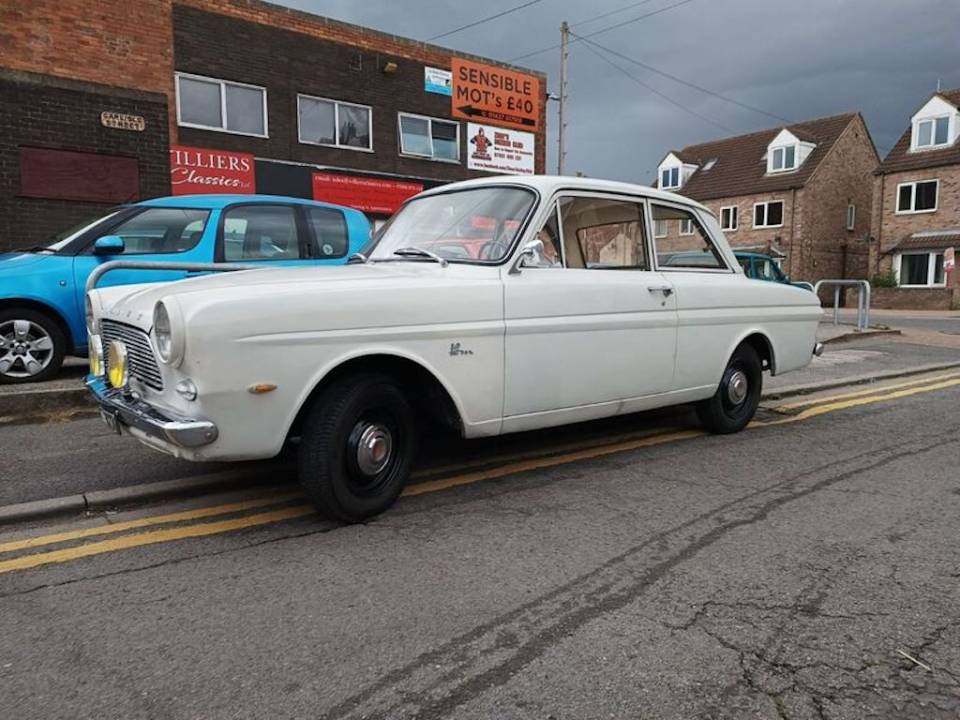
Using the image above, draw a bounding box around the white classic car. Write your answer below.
[86,176,822,521]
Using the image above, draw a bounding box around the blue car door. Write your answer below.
[215,202,351,268]
[70,205,217,345]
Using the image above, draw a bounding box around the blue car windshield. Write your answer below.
[43,210,124,252]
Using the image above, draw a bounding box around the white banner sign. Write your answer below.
[466,122,535,175]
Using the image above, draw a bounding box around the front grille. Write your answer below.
[101,320,164,391]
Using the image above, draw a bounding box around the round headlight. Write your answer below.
[89,335,104,378]
[153,302,173,363]
[107,340,128,389]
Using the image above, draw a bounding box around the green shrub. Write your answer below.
[870,271,898,289]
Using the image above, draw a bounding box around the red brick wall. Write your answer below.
[696,191,798,270]
[800,114,876,281]
[0,0,173,96]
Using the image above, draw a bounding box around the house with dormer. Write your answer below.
[655,113,879,283]
[869,89,960,309]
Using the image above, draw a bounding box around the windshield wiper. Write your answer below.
[393,247,448,267]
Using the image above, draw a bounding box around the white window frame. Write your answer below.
[654,218,668,238]
[753,200,784,229]
[846,204,856,231]
[914,116,951,150]
[297,94,373,152]
[895,250,946,288]
[175,72,268,138]
[769,145,797,173]
[398,112,461,163]
[679,218,694,236]
[720,205,738,232]
[896,179,939,215]
[660,166,680,190]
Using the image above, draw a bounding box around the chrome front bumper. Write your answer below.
[87,377,218,449]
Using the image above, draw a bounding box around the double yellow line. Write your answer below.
[2,371,959,576]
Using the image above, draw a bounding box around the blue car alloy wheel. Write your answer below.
[0,309,66,384]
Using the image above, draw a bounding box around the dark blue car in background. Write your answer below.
[0,195,370,383]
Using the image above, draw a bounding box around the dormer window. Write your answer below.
[916,116,950,149]
[660,166,680,189]
[770,145,797,172]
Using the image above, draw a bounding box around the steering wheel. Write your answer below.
[478,240,509,260]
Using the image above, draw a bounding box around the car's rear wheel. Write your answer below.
[0,308,66,384]
[696,343,762,434]
[298,374,417,522]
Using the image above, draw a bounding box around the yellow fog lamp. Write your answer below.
[107,340,129,389]
[88,335,104,377]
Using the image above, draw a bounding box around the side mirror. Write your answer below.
[509,238,546,275]
[93,235,125,256]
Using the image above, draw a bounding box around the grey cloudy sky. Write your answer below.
[281,0,960,183]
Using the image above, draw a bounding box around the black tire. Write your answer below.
[0,308,67,384]
[298,373,417,522]
[696,343,762,434]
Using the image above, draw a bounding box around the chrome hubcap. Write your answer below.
[726,369,748,405]
[0,320,54,378]
[354,423,393,476]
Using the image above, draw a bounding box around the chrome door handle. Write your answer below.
[647,285,674,297]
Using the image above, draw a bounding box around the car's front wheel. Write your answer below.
[696,343,762,434]
[0,308,66,384]
[298,373,417,522]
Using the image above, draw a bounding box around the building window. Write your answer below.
[660,166,680,189]
[770,145,797,172]
[897,251,946,287]
[679,218,694,235]
[915,116,950,149]
[896,180,938,214]
[398,113,460,162]
[176,73,267,137]
[753,200,784,228]
[298,95,372,150]
[654,219,668,238]
[846,204,856,231]
[720,205,738,231]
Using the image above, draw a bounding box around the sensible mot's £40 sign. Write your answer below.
[451,58,540,132]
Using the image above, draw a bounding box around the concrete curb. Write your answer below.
[0,466,293,527]
[820,327,901,344]
[762,360,960,400]
[0,385,93,424]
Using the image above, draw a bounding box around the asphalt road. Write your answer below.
[0,374,958,718]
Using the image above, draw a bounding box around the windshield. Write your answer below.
[368,186,536,263]
[44,210,123,252]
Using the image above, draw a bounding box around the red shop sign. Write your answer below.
[170,145,255,195]
[312,172,423,215]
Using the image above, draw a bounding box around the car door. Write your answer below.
[501,192,678,431]
[71,205,215,341]
[648,200,744,391]
[216,202,335,267]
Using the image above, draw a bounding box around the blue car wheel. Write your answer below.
[0,308,66,384]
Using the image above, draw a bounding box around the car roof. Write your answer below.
[135,194,358,212]
[415,175,713,214]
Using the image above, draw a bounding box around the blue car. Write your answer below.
[0,195,369,383]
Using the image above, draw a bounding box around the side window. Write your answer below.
[652,204,727,270]
[529,202,563,267]
[221,205,300,261]
[557,196,648,270]
[306,207,349,259]
[91,208,210,255]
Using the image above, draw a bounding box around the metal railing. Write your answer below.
[86,260,258,294]
[813,279,871,332]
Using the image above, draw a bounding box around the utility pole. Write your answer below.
[557,20,569,175]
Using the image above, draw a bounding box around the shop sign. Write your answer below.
[451,58,540,131]
[170,145,255,195]
[312,173,423,215]
[100,111,146,132]
[466,123,535,175]
[424,67,452,96]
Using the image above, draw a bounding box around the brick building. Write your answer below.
[654,113,879,284]
[0,0,547,252]
[868,89,960,310]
